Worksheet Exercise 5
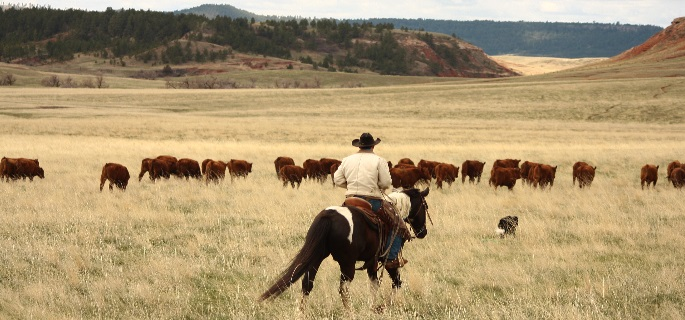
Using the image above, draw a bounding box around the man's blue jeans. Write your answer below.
[367,198,382,212]
[386,234,403,260]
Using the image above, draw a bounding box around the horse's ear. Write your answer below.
[421,187,430,197]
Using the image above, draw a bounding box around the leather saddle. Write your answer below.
[343,197,373,211]
[343,197,381,231]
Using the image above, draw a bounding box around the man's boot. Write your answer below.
[384,258,408,269]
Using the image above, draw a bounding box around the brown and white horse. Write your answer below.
[260,188,430,309]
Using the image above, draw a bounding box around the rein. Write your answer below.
[404,195,432,238]
[423,197,434,226]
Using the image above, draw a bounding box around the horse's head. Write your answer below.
[402,187,430,239]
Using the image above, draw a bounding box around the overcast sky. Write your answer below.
[12,0,681,27]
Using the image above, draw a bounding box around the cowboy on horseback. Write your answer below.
[260,135,429,306]
[333,132,412,269]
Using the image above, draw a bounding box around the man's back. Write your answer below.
[334,150,391,199]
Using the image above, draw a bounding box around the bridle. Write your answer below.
[404,195,432,237]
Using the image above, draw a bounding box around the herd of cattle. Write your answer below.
[98,156,254,191]
[277,157,597,191]
[1,155,684,191]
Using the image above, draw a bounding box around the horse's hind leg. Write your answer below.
[300,259,324,312]
[339,262,356,309]
[366,261,383,312]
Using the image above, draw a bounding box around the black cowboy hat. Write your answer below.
[352,132,381,148]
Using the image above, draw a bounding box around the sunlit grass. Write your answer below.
[1,73,684,319]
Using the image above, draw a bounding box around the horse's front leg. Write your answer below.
[385,266,402,289]
[383,266,403,308]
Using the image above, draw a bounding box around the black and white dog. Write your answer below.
[496,216,518,238]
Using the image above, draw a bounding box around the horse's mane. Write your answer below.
[386,190,411,219]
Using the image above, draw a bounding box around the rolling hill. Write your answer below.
[175,4,662,58]
[0,7,517,78]
[515,16,685,80]
[612,17,685,62]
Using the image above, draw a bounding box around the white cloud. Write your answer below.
[539,1,566,13]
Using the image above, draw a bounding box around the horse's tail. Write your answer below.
[260,213,331,301]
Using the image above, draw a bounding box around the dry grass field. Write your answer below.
[1,61,685,319]
[491,55,608,76]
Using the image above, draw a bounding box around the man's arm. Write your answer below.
[333,161,347,188]
[378,158,392,190]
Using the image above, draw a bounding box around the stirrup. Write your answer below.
[384,258,408,269]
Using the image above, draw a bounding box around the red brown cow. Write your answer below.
[12,158,42,181]
[228,159,253,181]
[435,163,459,189]
[461,160,485,184]
[576,164,596,188]
[157,155,178,176]
[139,155,177,181]
[489,159,521,186]
[23,160,44,181]
[138,158,153,181]
[670,167,685,189]
[418,159,441,178]
[320,158,341,183]
[1,157,43,181]
[493,159,521,169]
[667,161,682,183]
[274,156,295,178]
[526,166,536,184]
[319,158,341,173]
[201,159,213,176]
[330,162,340,186]
[397,158,415,166]
[205,160,228,184]
[176,158,202,180]
[0,157,17,182]
[150,158,175,181]
[100,163,130,191]
[390,166,431,189]
[0,158,5,181]
[303,159,326,183]
[572,161,590,186]
[492,167,521,190]
[279,165,305,189]
[640,164,659,189]
[520,161,542,186]
[393,163,416,169]
[531,164,557,189]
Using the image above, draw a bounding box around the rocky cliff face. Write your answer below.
[394,32,519,77]
[612,17,685,62]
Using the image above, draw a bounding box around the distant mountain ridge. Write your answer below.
[173,4,295,21]
[363,19,662,58]
[0,6,516,77]
[174,4,262,20]
[176,4,663,58]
